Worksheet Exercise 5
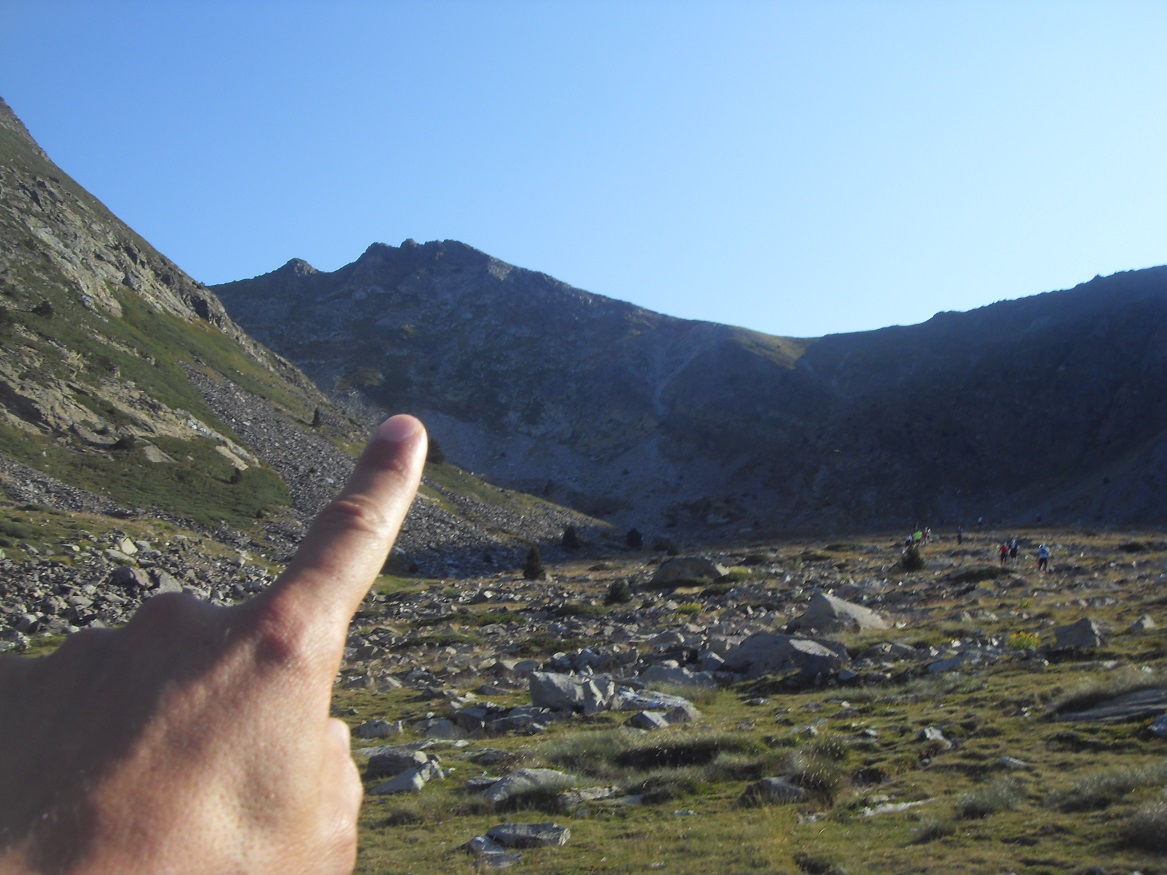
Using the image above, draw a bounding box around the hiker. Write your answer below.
[1009,538,1018,561]
[956,526,963,545]
[0,415,429,875]
[1037,543,1050,572]
[998,542,1009,565]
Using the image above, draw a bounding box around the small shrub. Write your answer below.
[652,537,679,555]
[605,579,633,605]
[0,521,34,540]
[1007,630,1041,651]
[909,816,956,844]
[522,545,544,580]
[561,525,581,550]
[538,729,635,776]
[676,601,701,616]
[717,567,751,583]
[784,749,847,802]
[615,733,755,771]
[631,768,707,803]
[552,602,608,619]
[807,735,850,762]
[901,546,926,571]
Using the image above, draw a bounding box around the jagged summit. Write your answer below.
[275,257,318,277]
[0,97,48,160]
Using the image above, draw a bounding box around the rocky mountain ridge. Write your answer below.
[0,97,600,576]
[215,240,1167,536]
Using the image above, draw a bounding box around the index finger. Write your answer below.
[259,414,427,641]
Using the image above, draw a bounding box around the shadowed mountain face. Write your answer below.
[215,241,1167,535]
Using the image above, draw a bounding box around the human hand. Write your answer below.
[0,415,427,874]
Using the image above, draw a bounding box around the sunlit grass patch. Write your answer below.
[954,776,1026,819]
[1049,761,1167,812]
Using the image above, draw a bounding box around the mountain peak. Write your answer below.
[0,97,49,160]
[277,257,318,277]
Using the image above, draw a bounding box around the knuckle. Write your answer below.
[249,591,323,671]
[316,494,391,540]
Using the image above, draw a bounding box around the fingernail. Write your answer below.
[377,415,423,443]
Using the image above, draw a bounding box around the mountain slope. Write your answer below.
[0,98,600,573]
[216,240,1167,534]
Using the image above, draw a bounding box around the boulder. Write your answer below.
[721,632,849,680]
[479,769,574,807]
[856,641,918,663]
[354,718,401,739]
[612,688,701,722]
[108,566,151,592]
[486,822,571,848]
[650,556,728,586]
[364,746,431,778]
[529,672,615,714]
[1128,615,1156,633]
[790,592,888,634]
[370,760,442,795]
[626,710,670,731]
[1054,617,1105,650]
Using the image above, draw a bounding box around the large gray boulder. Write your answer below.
[790,592,889,634]
[479,769,574,806]
[529,672,615,715]
[370,759,443,795]
[486,822,571,848]
[364,746,432,778]
[612,687,701,722]
[721,632,849,680]
[650,556,728,586]
[1055,617,1105,650]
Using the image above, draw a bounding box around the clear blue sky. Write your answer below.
[2,1,1164,337]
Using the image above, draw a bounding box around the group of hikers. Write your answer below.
[903,527,932,548]
[901,525,1053,572]
[998,538,1051,571]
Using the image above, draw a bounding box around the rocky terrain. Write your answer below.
[215,241,1167,537]
[322,528,1167,873]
